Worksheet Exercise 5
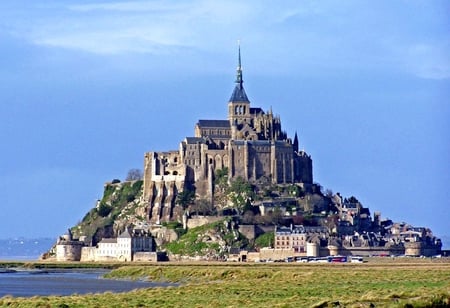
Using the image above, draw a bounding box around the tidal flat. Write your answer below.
[1,258,449,307]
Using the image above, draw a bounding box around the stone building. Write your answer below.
[143,47,313,224]
[56,228,156,262]
[82,229,154,262]
[274,225,329,253]
[55,229,84,261]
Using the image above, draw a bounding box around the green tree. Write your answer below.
[255,232,274,248]
[214,168,230,209]
[176,189,195,210]
[97,203,112,217]
[266,206,283,225]
[227,177,253,214]
[287,184,304,197]
[214,167,229,187]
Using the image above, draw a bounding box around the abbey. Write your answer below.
[143,48,313,223]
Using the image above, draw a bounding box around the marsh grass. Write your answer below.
[1,260,449,307]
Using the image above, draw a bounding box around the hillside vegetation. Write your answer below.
[71,180,144,244]
[163,218,248,259]
[66,173,336,256]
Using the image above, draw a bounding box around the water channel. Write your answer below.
[0,268,174,297]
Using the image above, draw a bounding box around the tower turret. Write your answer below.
[228,43,251,126]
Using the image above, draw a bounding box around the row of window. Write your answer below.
[234,105,247,115]
[202,129,230,136]
[185,159,199,165]
[276,236,306,241]
[276,241,306,247]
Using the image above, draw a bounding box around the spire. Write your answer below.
[293,131,299,153]
[229,41,249,102]
[236,42,243,87]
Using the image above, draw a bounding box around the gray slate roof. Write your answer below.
[197,120,230,128]
[250,107,264,115]
[99,238,117,244]
[118,229,131,238]
[229,84,249,102]
[185,137,205,144]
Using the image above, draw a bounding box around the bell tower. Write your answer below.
[228,44,251,126]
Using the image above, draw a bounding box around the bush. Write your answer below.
[163,221,183,229]
[255,232,274,248]
[97,203,112,217]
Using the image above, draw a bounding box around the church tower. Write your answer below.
[228,44,251,127]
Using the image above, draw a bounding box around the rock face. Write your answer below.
[164,218,247,261]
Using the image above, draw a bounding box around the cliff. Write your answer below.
[71,180,146,245]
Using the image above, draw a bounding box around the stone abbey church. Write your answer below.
[143,49,313,223]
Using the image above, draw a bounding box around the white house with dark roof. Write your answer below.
[80,229,154,262]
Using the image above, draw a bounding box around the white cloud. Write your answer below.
[404,43,450,80]
[68,1,188,12]
[2,0,449,79]
[29,0,258,55]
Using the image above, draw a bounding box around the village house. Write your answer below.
[56,228,160,262]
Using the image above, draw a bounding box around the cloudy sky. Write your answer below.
[1,1,449,242]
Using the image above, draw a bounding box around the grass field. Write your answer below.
[1,259,449,307]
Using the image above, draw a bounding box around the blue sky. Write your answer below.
[1,1,449,242]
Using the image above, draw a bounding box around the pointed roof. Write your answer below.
[229,43,249,102]
[118,229,131,238]
[293,131,299,152]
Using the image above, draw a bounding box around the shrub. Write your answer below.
[97,203,112,217]
[255,232,274,248]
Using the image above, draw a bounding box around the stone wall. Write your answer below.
[321,246,405,257]
[238,225,256,241]
[258,248,295,260]
[80,246,96,262]
[133,252,159,262]
[187,216,223,229]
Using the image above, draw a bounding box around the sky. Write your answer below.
[0,1,449,243]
